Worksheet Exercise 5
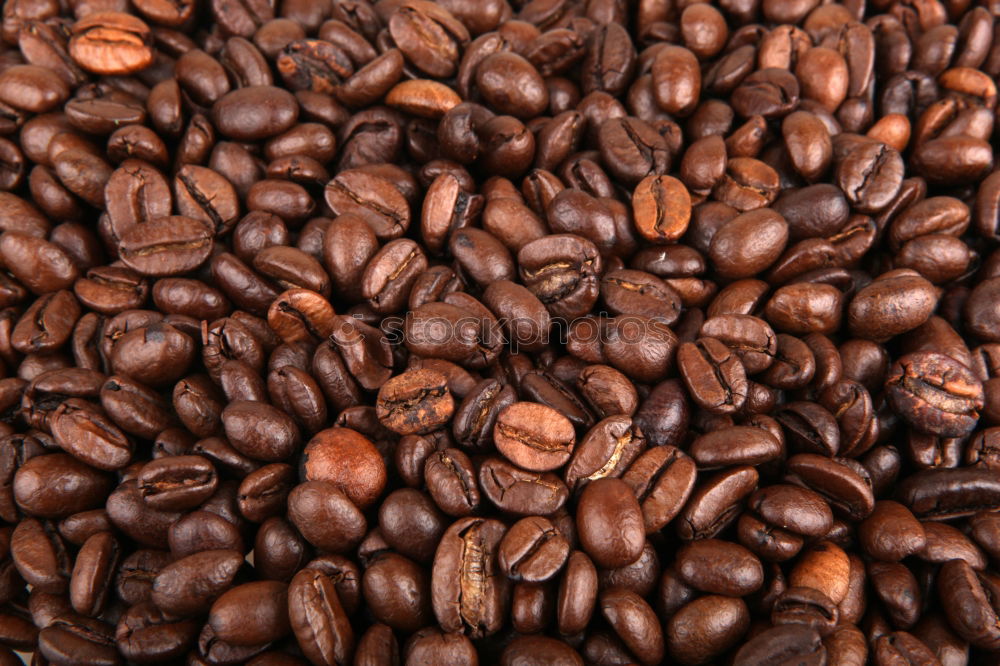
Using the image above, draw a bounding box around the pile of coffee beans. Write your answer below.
[1,0,1000,663]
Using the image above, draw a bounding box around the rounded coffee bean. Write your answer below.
[498,516,570,583]
[576,478,645,569]
[376,369,454,435]
[633,175,691,244]
[222,400,301,462]
[599,587,664,666]
[302,427,386,510]
[886,352,984,437]
[494,402,575,472]
[667,595,750,664]
[209,580,291,645]
[137,455,217,511]
[212,86,299,141]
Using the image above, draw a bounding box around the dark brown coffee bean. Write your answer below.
[667,595,750,664]
[431,516,508,638]
[288,480,366,553]
[424,448,479,517]
[14,452,113,519]
[49,399,132,471]
[564,416,645,492]
[137,455,217,511]
[69,530,119,617]
[222,400,301,462]
[498,515,569,583]
[577,477,645,569]
[479,456,569,517]
[212,86,299,141]
[676,538,763,597]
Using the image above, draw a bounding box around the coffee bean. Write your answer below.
[431,516,508,638]
[886,352,985,437]
[425,448,479,517]
[302,427,385,510]
[667,595,750,664]
[734,625,826,666]
[212,86,299,141]
[498,516,569,583]
[632,175,691,244]
[209,580,290,645]
[494,402,575,472]
[938,558,1000,649]
[618,446,696,535]
[376,368,454,435]
[564,415,645,492]
[678,338,748,415]
[69,12,153,75]
[576,478,645,569]
[478,456,568,517]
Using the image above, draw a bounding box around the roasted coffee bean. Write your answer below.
[678,338,748,415]
[11,517,71,593]
[49,399,132,471]
[690,426,782,469]
[498,515,569,583]
[376,368,454,435]
[69,12,153,75]
[632,175,691,244]
[576,364,638,419]
[848,271,938,342]
[69,530,119,617]
[771,586,839,636]
[237,463,295,523]
[137,455,217,511]
[425,448,479,517]
[734,625,826,666]
[478,456,568,517]
[667,595,750,664]
[38,613,120,665]
[749,484,834,539]
[897,467,1000,520]
[302,427,385,510]
[222,400,301,462]
[13,453,113,519]
[118,215,214,278]
[431,516,508,638]
[209,580,291,645]
[938,558,1000,649]
[494,401,575,472]
[452,379,517,450]
[677,465,759,541]
[115,601,199,664]
[577,477,645,569]
[676,539,763,597]
[886,352,984,437]
[288,480,365,554]
[518,234,602,320]
[563,416,645,492]
[212,86,299,141]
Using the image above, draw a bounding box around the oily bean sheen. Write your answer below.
[0,1,999,663]
[576,478,645,569]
